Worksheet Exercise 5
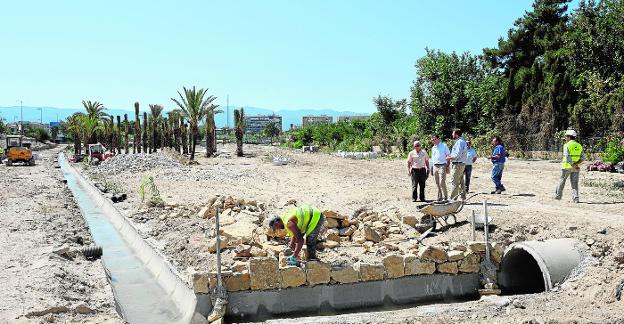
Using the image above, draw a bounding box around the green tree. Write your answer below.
[171,86,218,160]
[27,127,50,143]
[262,122,282,145]
[62,112,85,154]
[410,49,485,137]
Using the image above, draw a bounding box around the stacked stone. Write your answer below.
[335,151,383,160]
[188,241,506,293]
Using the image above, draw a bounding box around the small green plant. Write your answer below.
[138,175,165,207]
[600,137,624,164]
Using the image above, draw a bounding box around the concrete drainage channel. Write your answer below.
[59,153,199,324]
[199,273,479,322]
[59,153,589,323]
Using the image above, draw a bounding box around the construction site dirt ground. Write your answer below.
[0,145,122,323]
[85,143,624,323]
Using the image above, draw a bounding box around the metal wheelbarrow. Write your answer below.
[417,199,466,231]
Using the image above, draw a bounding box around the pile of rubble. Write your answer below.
[96,153,184,173]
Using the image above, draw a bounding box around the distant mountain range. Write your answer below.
[0,106,371,130]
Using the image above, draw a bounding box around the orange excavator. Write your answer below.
[4,135,35,166]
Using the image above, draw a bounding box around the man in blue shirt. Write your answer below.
[490,136,506,194]
[447,129,468,200]
[464,140,478,193]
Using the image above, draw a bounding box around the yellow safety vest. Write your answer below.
[561,140,583,169]
[281,205,321,237]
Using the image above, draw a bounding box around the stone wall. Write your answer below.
[189,241,505,293]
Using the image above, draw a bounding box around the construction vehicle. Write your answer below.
[4,135,35,166]
[87,143,114,165]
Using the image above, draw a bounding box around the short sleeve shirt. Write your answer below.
[465,148,477,165]
[407,149,428,169]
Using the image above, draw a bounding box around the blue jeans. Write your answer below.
[491,163,504,189]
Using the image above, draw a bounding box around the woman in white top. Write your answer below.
[407,140,430,202]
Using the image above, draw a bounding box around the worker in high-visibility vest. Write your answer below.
[269,205,325,264]
[555,130,585,203]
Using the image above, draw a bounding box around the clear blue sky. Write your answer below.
[1,1,554,114]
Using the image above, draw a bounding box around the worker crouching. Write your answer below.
[269,205,325,265]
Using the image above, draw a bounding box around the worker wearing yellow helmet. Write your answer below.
[555,130,585,203]
[269,205,324,264]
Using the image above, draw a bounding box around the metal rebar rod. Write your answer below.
[471,210,476,241]
[215,207,222,288]
[483,200,491,262]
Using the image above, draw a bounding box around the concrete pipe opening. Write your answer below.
[498,238,586,295]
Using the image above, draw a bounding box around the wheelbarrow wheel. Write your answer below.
[420,215,436,231]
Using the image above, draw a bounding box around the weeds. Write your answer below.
[583,177,624,196]
[138,175,165,207]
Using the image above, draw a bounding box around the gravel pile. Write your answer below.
[160,165,249,182]
[96,153,184,173]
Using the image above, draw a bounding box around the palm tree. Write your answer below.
[149,104,164,152]
[181,119,188,154]
[205,108,223,157]
[171,86,218,160]
[116,115,122,154]
[64,112,85,155]
[234,108,245,157]
[80,115,102,153]
[124,114,129,154]
[134,102,141,153]
[168,110,182,152]
[143,112,149,153]
[82,100,107,120]
[82,100,107,144]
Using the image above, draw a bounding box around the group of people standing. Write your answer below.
[407,129,506,202]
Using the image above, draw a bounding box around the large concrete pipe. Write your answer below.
[498,238,587,294]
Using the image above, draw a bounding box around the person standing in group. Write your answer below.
[407,140,429,202]
[464,140,478,193]
[555,130,585,203]
[447,129,468,200]
[430,135,450,201]
[490,136,506,194]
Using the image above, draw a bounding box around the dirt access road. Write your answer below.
[88,143,624,323]
[0,145,121,323]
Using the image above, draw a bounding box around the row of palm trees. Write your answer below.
[62,87,247,160]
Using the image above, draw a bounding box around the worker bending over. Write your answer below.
[269,205,325,263]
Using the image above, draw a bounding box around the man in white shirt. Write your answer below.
[464,140,478,193]
[447,129,468,200]
[407,140,429,202]
[429,135,450,201]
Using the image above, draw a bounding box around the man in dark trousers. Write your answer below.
[407,140,429,202]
